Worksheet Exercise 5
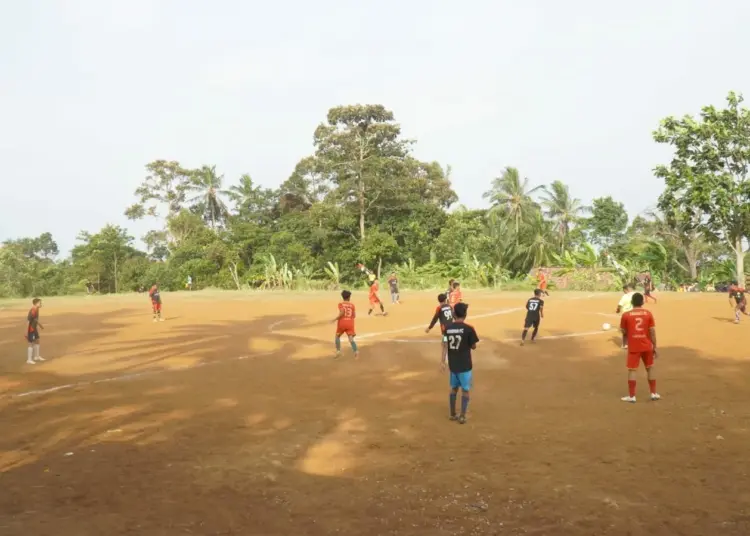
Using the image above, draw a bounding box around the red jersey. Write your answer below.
[620,308,655,353]
[27,306,40,333]
[369,281,379,297]
[538,273,547,289]
[449,289,462,307]
[337,302,356,328]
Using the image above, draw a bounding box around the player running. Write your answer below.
[643,273,657,303]
[443,303,479,424]
[367,277,387,316]
[619,292,660,403]
[521,289,544,345]
[425,293,454,362]
[448,281,463,309]
[149,284,164,322]
[728,281,748,323]
[537,269,550,296]
[615,284,636,348]
[25,298,45,365]
[332,290,359,359]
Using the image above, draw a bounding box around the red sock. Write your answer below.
[628,380,636,397]
[648,379,656,394]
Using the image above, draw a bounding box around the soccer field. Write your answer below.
[0,290,748,535]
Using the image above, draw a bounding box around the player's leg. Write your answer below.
[157,302,163,321]
[449,374,460,420]
[735,303,741,323]
[33,339,44,361]
[152,302,158,321]
[521,319,531,345]
[457,372,472,423]
[644,353,659,400]
[26,335,35,365]
[531,319,540,342]
[368,300,374,316]
[621,354,639,402]
[334,332,342,358]
[378,298,386,315]
[347,333,358,358]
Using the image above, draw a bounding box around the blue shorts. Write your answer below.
[450,371,472,391]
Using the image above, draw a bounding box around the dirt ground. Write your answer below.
[1,289,749,535]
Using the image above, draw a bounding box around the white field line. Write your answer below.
[385,329,610,345]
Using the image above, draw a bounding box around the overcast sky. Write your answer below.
[2,0,748,254]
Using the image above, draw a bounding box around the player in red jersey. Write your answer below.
[619,292,660,403]
[537,268,550,296]
[332,290,358,359]
[728,281,748,324]
[368,277,387,316]
[25,298,45,365]
[149,284,163,322]
[448,281,462,308]
[425,293,454,361]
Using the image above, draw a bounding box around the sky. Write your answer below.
[2,0,750,255]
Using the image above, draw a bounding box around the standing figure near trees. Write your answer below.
[643,273,657,304]
[149,284,164,322]
[536,269,549,296]
[388,272,400,304]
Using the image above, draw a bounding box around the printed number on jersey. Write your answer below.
[342,307,353,318]
[448,334,462,350]
[528,301,539,311]
[634,317,643,331]
[443,309,453,320]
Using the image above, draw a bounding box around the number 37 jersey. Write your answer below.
[444,322,479,373]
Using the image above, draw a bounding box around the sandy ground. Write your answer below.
[0,289,749,535]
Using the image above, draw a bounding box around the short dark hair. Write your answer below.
[437,293,447,303]
[453,302,468,318]
[631,292,644,307]
[341,290,352,300]
[452,281,460,288]
[32,298,41,305]
[534,289,542,296]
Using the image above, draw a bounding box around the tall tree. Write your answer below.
[654,91,750,283]
[312,104,411,241]
[483,167,543,235]
[227,174,278,223]
[540,180,590,249]
[586,196,628,248]
[72,225,138,293]
[187,165,230,229]
[125,160,192,221]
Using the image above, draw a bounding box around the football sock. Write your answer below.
[648,379,657,394]
[379,303,385,313]
[335,337,341,351]
[33,344,40,358]
[350,339,358,352]
[27,347,33,361]
[628,380,636,397]
[531,327,539,340]
[461,395,470,416]
[449,393,457,416]
[521,329,528,341]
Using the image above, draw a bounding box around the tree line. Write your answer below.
[2,94,750,298]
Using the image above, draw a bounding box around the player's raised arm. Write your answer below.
[426,308,440,332]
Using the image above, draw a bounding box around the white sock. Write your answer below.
[27,347,34,362]
[34,344,40,358]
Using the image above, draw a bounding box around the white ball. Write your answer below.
[602,323,611,331]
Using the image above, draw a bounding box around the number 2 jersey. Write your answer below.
[428,303,454,332]
[525,297,544,321]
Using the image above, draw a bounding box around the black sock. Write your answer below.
[521,329,528,341]
[531,327,539,340]
[380,303,385,313]
[449,393,457,416]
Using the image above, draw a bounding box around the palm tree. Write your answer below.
[483,167,544,235]
[187,166,230,229]
[540,180,590,249]
[515,212,556,270]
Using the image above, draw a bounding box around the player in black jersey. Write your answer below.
[426,293,454,361]
[728,281,748,323]
[521,289,544,345]
[443,302,479,424]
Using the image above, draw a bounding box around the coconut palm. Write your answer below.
[483,167,544,236]
[540,180,590,249]
[187,165,230,229]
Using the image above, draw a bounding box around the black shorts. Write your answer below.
[27,330,39,343]
[524,316,540,329]
[644,287,651,296]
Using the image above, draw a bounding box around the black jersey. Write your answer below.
[428,303,454,331]
[525,297,544,319]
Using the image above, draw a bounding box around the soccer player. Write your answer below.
[425,293,454,361]
[537,269,550,296]
[615,284,636,348]
[443,302,479,424]
[448,281,463,308]
[186,275,193,290]
[521,289,544,345]
[332,290,358,359]
[25,298,45,365]
[388,272,400,304]
[368,277,387,316]
[619,292,660,403]
[643,273,657,303]
[446,279,455,298]
[149,284,164,322]
[728,281,748,323]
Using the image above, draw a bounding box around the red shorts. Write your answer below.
[336,325,355,337]
[152,301,162,312]
[627,351,654,369]
[369,296,380,305]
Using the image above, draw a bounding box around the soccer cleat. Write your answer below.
[449,415,459,421]
[353,352,359,359]
[159,317,164,322]
[34,356,45,362]
[26,359,35,365]
[621,395,636,403]
[334,351,342,359]
[153,318,157,322]
[650,393,661,401]
[457,415,467,424]
[520,341,525,346]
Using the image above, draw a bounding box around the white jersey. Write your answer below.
[618,292,635,313]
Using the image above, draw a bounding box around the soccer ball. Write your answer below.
[602,323,611,331]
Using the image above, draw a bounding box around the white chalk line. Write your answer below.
[385,330,610,345]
